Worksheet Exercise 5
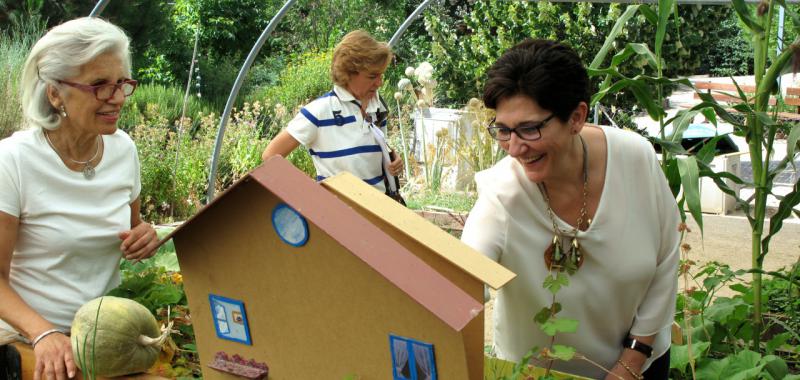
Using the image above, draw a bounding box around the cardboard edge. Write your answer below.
[321,173,516,290]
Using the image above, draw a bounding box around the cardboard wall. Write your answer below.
[174,179,471,379]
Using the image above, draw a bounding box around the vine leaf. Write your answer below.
[541,317,579,336]
[543,272,569,295]
[533,303,563,325]
[550,345,577,361]
[534,307,551,325]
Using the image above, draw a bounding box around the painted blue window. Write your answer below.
[389,335,437,380]
[271,203,309,247]
[209,294,252,345]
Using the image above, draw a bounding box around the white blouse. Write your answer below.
[462,126,680,378]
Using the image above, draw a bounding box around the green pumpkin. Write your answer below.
[71,296,165,378]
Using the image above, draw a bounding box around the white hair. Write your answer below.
[20,17,131,130]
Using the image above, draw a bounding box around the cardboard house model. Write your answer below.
[161,156,515,379]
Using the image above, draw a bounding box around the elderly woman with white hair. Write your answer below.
[0,17,159,379]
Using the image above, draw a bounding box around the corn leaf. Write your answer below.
[678,156,703,234]
[731,0,764,34]
[589,5,641,69]
[655,0,676,59]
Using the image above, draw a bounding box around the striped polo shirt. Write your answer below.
[286,85,388,192]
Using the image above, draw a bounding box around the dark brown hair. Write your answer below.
[483,39,590,122]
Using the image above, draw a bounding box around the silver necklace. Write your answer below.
[44,131,101,180]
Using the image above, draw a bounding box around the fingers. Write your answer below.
[33,333,72,380]
[64,352,76,379]
[388,157,404,176]
[120,223,159,261]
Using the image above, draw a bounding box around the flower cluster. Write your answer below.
[394,62,437,109]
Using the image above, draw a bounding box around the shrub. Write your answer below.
[248,50,333,113]
[129,98,311,223]
[702,13,754,77]
[0,21,44,138]
[120,83,213,133]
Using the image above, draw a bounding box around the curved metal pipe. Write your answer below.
[206,0,298,202]
[89,0,110,17]
[388,0,436,48]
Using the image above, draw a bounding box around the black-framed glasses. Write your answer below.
[58,79,138,101]
[486,114,555,141]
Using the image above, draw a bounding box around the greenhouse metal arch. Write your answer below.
[88,0,792,202]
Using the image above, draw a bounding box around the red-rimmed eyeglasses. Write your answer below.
[58,79,138,101]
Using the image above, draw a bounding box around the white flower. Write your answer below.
[405,67,416,77]
[274,103,287,118]
[416,99,428,109]
[415,62,434,82]
[467,98,481,109]
[397,78,413,91]
[393,92,402,101]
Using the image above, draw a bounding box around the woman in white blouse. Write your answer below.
[461,39,680,380]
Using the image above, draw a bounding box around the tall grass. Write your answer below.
[0,21,45,139]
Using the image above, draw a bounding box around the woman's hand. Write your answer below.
[118,221,158,263]
[33,331,75,380]
[388,151,403,176]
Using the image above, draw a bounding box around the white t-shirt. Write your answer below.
[462,126,680,378]
[0,128,141,331]
[287,85,388,192]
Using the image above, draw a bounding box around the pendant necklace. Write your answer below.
[539,135,589,274]
[44,131,101,180]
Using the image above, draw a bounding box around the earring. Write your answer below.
[59,105,67,118]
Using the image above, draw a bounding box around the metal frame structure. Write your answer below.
[89,0,791,202]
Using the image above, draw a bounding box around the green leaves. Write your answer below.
[549,345,576,361]
[589,5,641,69]
[543,272,569,295]
[677,155,703,234]
[669,341,710,376]
[694,350,791,380]
[540,317,579,336]
[654,0,675,59]
[731,0,764,34]
[534,304,562,325]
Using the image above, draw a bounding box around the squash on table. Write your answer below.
[71,296,169,378]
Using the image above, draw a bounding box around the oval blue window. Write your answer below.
[271,203,309,247]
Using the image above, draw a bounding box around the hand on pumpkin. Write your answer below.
[118,222,158,262]
[33,331,76,380]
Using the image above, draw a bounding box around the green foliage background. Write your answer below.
[422,1,731,108]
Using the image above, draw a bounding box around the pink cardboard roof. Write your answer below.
[161,156,483,331]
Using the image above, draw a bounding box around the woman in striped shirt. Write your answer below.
[262,30,403,196]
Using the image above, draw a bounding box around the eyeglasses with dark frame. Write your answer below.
[58,79,138,101]
[486,114,555,141]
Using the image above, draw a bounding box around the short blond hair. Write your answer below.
[331,30,393,87]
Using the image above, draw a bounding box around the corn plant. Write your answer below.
[722,0,800,348]
[588,0,721,235]
[590,0,800,355]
